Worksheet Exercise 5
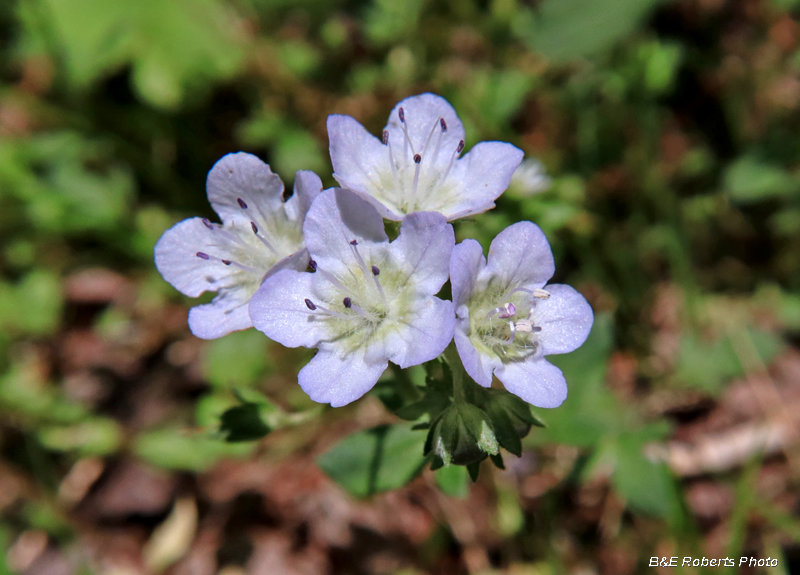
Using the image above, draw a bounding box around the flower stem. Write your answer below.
[444,342,466,404]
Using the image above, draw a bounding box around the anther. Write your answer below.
[305,299,316,310]
[456,140,465,153]
[343,297,352,308]
[222,260,232,265]
[196,252,210,260]
[308,259,317,271]
[202,218,214,230]
[440,118,447,132]
[237,198,248,209]
[533,288,551,299]
[382,130,389,145]
[350,239,358,246]
[250,222,258,234]
[413,154,421,164]
[398,107,405,123]
[371,265,380,276]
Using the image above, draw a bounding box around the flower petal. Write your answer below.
[298,349,387,407]
[485,221,554,290]
[206,153,285,224]
[454,327,497,387]
[442,142,524,220]
[286,170,323,221]
[249,269,329,348]
[364,297,455,368]
[303,188,389,276]
[188,293,252,339]
[388,211,454,294]
[494,359,568,408]
[450,239,486,307]
[384,93,465,158]
[154,217,239,297]
[534,284,594,355]
[327,115,402,219]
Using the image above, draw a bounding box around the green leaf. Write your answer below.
[219,403,272,442]
[34,0,246,108]
[435,465,468,498]
[724,155,799,203]
[513,0,666,63]
[202,330,272,388]
[317,423,427,497]
[38,418,121,456]
[134,428,253,471]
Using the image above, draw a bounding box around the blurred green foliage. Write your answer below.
[2,0,800,569]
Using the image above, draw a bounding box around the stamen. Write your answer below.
[398,107,405,123]
[250,221,278,254]
[438,141,463,187]
[348,239,387,304]
[308,259,317,271]
[305,298,316,310]
[421,117,441,156]
[350,302,379,322]
[343,297,352,308]
[410,154,422,212]
[371,265,380,276]
[506,321,516,344]
[385,131,400,189]
[202,218,214,230]
[316,267,357,298]
[196,252,256,273]
[396,107,416,157]
[382,130,389,145]
[237,198,248,209]
[440,118,447,132]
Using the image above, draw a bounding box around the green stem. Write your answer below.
[444,342,466,404]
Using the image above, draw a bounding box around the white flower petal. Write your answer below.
[206,152,285,224]
[534,284,594,355]
[285,170,324,222]
[494,359,568,408]
[450,239,486,307]
[188,294,252,340]
[485,221,554,290]
[388,211,454,295]
[364,297,455,368]
[249,269,329,349]
[454,328,497,387]
[298,349,388,407]
[154,217,244,297]
[303,188,389,276]
[384,93,465,156]
[442,142,524,219]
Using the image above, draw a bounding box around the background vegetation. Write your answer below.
[1,0,799,573]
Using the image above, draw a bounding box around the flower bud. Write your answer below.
[427,403,499,466]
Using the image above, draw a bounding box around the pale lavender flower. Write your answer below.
[508,158,551,197]
[450,222,593,408]
[327,93,523,222]
[155,153,322,339]
[249,188,455,407]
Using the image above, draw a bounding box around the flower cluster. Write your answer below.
[155,93,593,413]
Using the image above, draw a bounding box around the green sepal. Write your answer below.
[467,461,481,482]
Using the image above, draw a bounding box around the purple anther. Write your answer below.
[382,130,389,145]
[440,117,447,132]
[196,252,210,260]
[237,198,248,209]
[456,140,465,153]
[308,259,317,271]
[498,303,516,319]
[250,222,259,234]
[343,297,352,308]
[413,154,421,164]
[371,265,380,276]
[202,218,214,230]
[305,298,316,310]
[222,260,232,266]
[350,239,358,246]
[398,107,405,123]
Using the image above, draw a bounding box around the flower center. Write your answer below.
[380,108,465,215]
[468,286,551,361]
